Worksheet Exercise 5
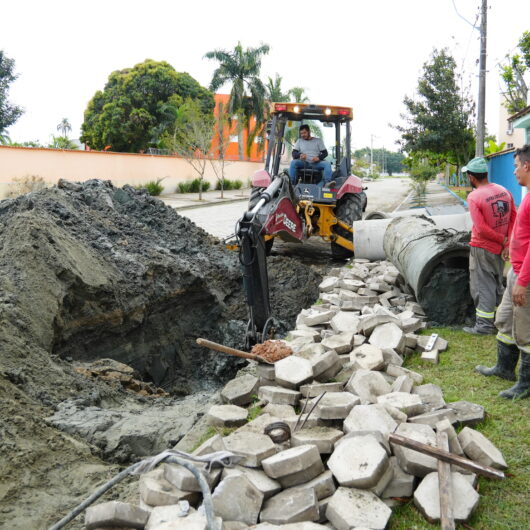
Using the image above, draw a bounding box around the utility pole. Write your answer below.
[476,0,487,157]
[370,134,374,176]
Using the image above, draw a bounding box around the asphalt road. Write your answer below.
[179,177,410,241]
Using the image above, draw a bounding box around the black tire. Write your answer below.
[331,193,363,260]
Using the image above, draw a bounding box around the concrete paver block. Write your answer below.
[391,374,414,393]
[369,323,405,353]
[207,404,248,427]
[211,474,264,525]
[298,309,336,327]
[377,392,424,416]
[148,511,222,529]
[298,470,337,500]
[300,382,344,398]
[386,364,423,384]
[360,314,400,336]
[145,505,197,529]
[262,403,297,418]
[222,466,281,500]
[327,435,389,488]
[192,433,225,457]
[310,351,341,380]
[421,348,439,363]
[380,402,408,424]
[381,456,415,498]
[416,334,447,351]
[164,462,221,492]
[223,430,277,467]
[85,501,149,530]
[346,369,391,403]
[330,312,360,334]
[382,347,403,367]
[321,332,355,354]
[350,344,385,371]
[262,444,324,484]
[275,356,314,389]
[447,401,485,426]
[319,276,340,292]
[408,408,457,428]
[291,427,344,454]
[258,386,301,406]
[391,423,438,477]
[412,383,445,412]
[458,426,508,470]
[257,363,276,382]
[140,468,200,507]
[435,418,463,455]
[343,404,397,437]
[314,391,360,419]
[260,488,319,525]
[414,472,480,523]
[221,374,260,406]
[326,487,392,530]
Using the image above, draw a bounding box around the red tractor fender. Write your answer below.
[251,169,272,188]
[336,175,363,199]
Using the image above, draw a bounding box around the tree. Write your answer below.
[209,101,233,198]
[80,59,214,152]
[499,31,530,114]
[48,136,78,149]
[266,74,289,102]
[205,42,270,159]
[166,99,214,201]
[395,48,475,172]
[288,87,309,103]
[57,118,72,138]
[353,147,405,176]
[0,51,23,135]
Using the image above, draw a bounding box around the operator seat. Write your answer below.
[295,167,323,185]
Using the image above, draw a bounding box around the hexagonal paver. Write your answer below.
[300,381,344,398]
[262,445,324,487]
[258,386,301,406]
[221,374,259,406]
[164,463,221,492]
[260,488,319,525]
[376,392,423,416]
[326,487,392,530]
[275,356,314,389]
[343,404,397,437]
[458,427,508,470]
[346,369,391,403]
[223,431,277,467]
[207,404,248,427]
[327,435,389,488]
[350,344,385,371]
[414,472,479,523]
[391,423,438,477]
[321,332,355,354]
[290,427,344,454]
[211,474,264,525]
[314,391,360,420]
[369,323,405,353]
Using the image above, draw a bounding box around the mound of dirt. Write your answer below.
[0,179,321,528]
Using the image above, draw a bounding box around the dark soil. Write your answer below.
[0,179,321,528]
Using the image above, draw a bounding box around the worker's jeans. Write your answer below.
[469,246,504,332]
[495,267,530,353]
[289,160,332,185]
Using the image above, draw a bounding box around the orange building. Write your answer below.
[211,94,265,163]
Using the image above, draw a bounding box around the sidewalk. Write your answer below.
[159,188,250,211]
[396,182,468,215]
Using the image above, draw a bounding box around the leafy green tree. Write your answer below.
[48,136,78,149]
[0,51,23,135]
[205,42,270,159]
[353,147,405,176]
[81,59,214,152]
[499,31,530,114]
[57,118,72,138]
[395,48,475,172]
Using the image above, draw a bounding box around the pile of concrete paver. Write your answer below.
[84,259,508,530]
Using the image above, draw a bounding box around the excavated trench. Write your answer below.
[0,180,321,528]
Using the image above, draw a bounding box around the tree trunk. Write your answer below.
[237,121,244,161]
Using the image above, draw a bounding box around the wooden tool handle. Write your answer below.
[196,338,258,361]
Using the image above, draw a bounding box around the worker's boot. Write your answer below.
[499,351,530,400]
[475,341,518,381]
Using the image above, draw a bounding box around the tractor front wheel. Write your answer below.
[331,193,364,260]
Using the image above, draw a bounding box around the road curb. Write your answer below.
[173,196,249,211]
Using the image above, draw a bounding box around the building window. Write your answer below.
[229,135,238,143]
[508,143,514,149]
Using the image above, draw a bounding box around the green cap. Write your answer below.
[462,157,488,174]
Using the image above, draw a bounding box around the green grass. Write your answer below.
[389,327,530,529]
[449,186,471,201]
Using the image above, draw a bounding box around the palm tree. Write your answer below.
[266,74,289,102]
[57,118,72,138]
[288,87,310,103]
[205,42,270,159]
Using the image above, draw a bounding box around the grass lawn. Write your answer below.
[389,327,530,529]
[449,186,471,201]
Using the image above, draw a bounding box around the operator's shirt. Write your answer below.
[293,137,326,160]
[467,183,516,255]
[510,192,530,287]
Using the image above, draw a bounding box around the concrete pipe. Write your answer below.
[354,212,472,261]
[383,215,474,324]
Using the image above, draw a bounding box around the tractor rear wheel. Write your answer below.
[331,193,364,260]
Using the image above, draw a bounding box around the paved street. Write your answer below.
[176,178,411,240]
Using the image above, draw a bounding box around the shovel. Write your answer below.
[196,338,274,364]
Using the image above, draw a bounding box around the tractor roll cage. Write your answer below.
[265,103,353,178]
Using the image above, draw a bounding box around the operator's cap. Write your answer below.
[462,157,488,174]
